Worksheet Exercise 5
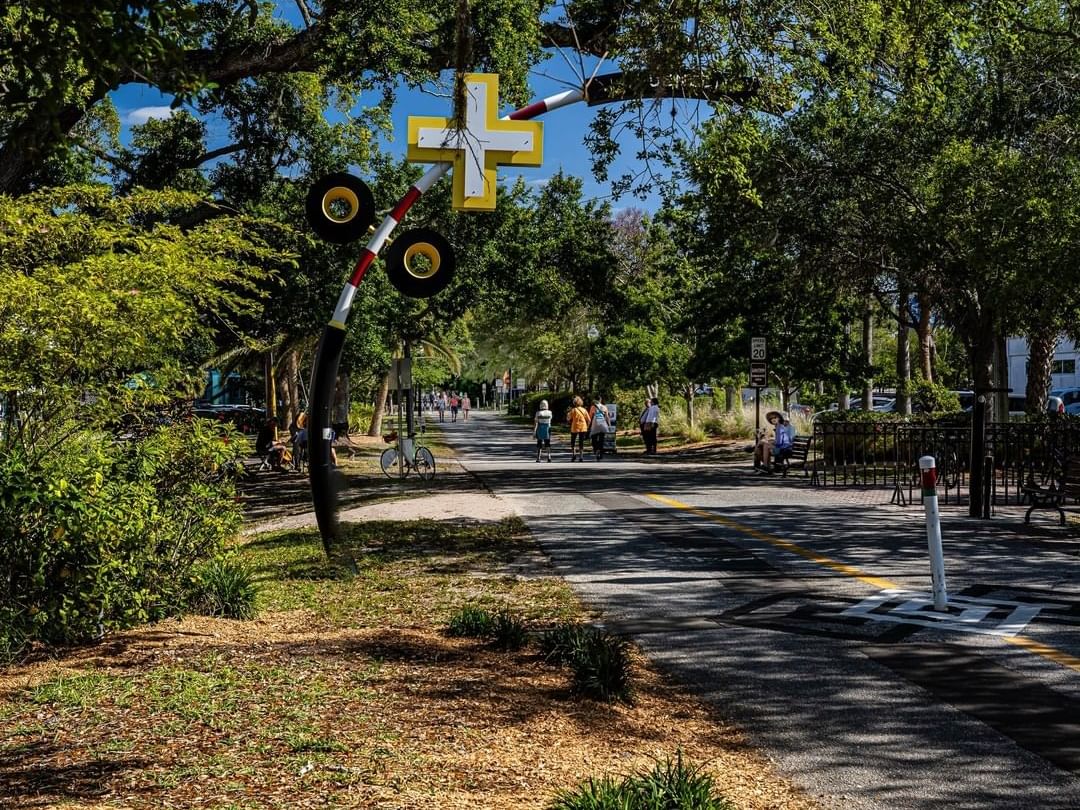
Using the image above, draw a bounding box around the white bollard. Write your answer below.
[919,455,948,611]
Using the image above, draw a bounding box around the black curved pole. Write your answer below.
[308,324,346,555]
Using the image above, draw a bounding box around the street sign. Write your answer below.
[751,337,767,361]
[516,378,526,391]
[495,379,504,389]
[481,382,487,391]
[749,361,768,387]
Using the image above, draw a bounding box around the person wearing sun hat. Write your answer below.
[754,410,793,473]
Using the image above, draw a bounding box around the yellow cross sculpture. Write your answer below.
[407,74,544,212]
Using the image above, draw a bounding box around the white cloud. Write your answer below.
[526,177,550,187]
[125,106,177,125]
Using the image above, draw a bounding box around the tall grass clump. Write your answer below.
[538,621,591,665]
[446,605,496,638]
[549,752,734,809]
[570,628,634,703]
[190,557,258,619]
[490,608,529,650]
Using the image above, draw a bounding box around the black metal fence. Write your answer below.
[811,418,1080,507]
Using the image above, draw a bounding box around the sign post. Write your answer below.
[750,338,767,441]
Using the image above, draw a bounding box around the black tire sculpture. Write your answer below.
[384,228,456,298]
[304,173,376,244]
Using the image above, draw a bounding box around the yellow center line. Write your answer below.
[645,492,1080,674]
[646,492,899,590]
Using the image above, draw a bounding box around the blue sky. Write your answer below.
[108,7,715,213]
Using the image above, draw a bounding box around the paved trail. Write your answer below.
[437,411,1080,809]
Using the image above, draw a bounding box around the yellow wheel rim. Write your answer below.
[321,186,359,223]
[403,242,441,279]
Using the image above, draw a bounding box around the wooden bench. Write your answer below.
[773,434,815,480]
[1022,455,1080,525]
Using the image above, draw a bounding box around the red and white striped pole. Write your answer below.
[919,456,948,610]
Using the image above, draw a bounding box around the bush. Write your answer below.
[908,379,962,414]
[550,752,734,810]
[0,420,245,656]
[446,605,496,638]
[189,557,258,619]
[490,608,529,651]
[570,628,634,703]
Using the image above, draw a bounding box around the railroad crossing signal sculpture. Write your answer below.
[306,71,754,553]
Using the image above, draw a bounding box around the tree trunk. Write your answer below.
[993,333,1009,422]
[683,384,695,430]
[838,390,850,411]
[1026,327,1057,417]
[264,351,277,419]
[404,341,415,437]
[724,384,736,412]
[282,349,300,429]
[333,372,351,433]
[917,291,934,382]
[862,301,874,410]
[896,284,912,415]
[367,371,391,436]
[968,326,996,424]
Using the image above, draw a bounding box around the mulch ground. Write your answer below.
[0,614,816,809]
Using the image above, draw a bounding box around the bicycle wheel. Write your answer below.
[380,447,407,478]
[414,446,436,480]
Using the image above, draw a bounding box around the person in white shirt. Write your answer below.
[641,397,660,454]
[534,400,553,462]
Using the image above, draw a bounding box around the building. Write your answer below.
[1006,337,1080,393]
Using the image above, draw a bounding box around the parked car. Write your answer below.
[827,395,895,412]
[1006,396,1064,417]
[1051,387,1080,408]
[193,403,266,434]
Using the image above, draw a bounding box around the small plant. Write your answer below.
[446,605,495,638]
[538,621,590,666]
[191,557,258,619]
[570,628,634,703]
[549,752,734,809]
[490,608,528,651]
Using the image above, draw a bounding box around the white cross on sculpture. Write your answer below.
[407,74,544,211]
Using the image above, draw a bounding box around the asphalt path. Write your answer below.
[438,411,1080,809]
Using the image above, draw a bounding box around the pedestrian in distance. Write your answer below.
[534,399,553,462]
[567,396,590,461]
[589,396,610,461]
[450,393,460,422]
[437,392,447,423]
[462,393,471,422]
[641,397,660,454]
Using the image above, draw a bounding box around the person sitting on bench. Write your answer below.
[754,410,793,473]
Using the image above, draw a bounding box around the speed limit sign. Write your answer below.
[751,337,766,361]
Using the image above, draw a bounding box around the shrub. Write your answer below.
[0,420,245,656]
[490,608,529,651]
[550,752,734,810]
[908,379,962,414]
[538,621,590,666]
[190,557,258,619]
[446,605,496,638]
[570,628,634,703]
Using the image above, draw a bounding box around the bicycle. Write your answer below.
[380,430,436,480]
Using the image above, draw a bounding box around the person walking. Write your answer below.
[437,392,447,423]
[589,396,610,461]
[641,397,660,454]
[567,396,590,461]
[462,393,471,422]
[534,399,553,462]
[450,393,460,422]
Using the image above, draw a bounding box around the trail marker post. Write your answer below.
[919,455,948,611]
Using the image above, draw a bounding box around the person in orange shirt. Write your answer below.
[567,396,591,461]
